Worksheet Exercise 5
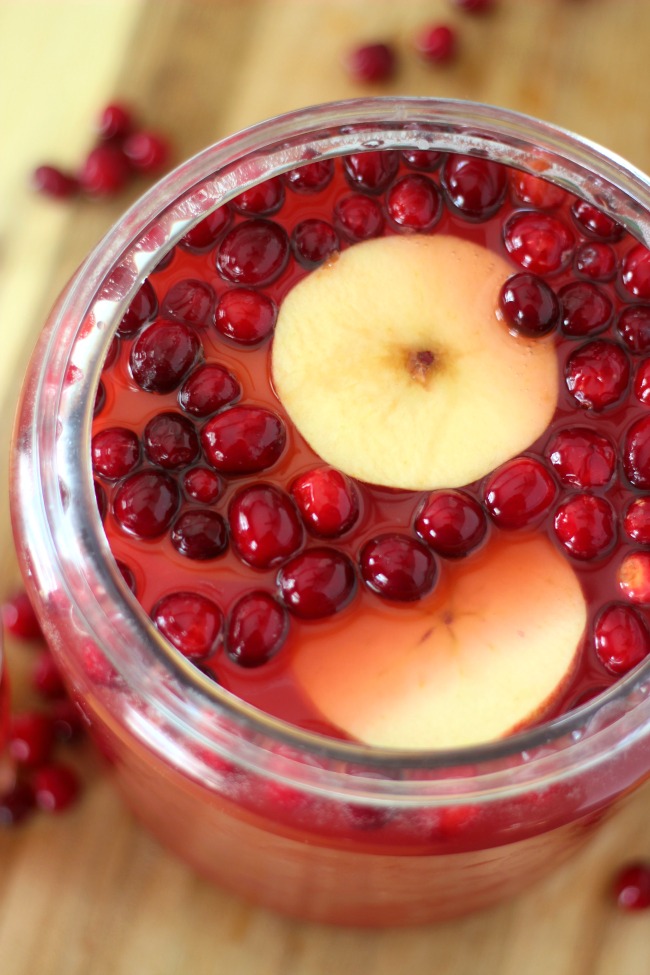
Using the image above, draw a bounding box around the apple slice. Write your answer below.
[272,234,558,490]
[291,534,586,749]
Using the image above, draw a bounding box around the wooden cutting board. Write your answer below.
[1,2,649,972]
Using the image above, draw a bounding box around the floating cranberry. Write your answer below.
[226,592,288,667]
[31,650,66,700]
[616,305,650,354]
[483,457,556,530]
[613,862,650,911]
[230,484,303,569]
[504,211,575,274]
[291,468,360,538]
[401,149,444,171]
[291,220,340,267]
[201,406,285,475]
[215,288,277,345]
[553,494,616,561]
[618,551,650,605]
[2,590,42,640]
[509,171,566,210]
[634,359,650,404]
[360,533,438,601]
[180,206,232,251]
[118,279,158,336]
[499,272,559,336]
[9,712,55,768]
[565,340,630,411]
[624,498,650,546]
[442,155,507,220]
[414,24,457,63]
[32,763,80,813]
[622,245,650,299]
[161,279,216,329]
[94,381,106,417]
[386,175,442,231]
[116,559,137,594]
[284,159,334,193]
[278,548,356,619]
[179,363,240,417]
[216,219,289,286]
[91,426,141,479]
[558,282,613,337]
[113,470,179,538]
[623,415,650,488]
[31,165,79,199]
[344,42,396,84]
[571,200,623,240]
[144,411,200,469]
[94,480,107,521]
[232,177,285,216]
[0,781,36,826]
[122,130,169,173]
[574,242,616,281]
[153,591,223,659]
[415,490,487,557]
[182,467,222,504]
[334,194,384,241]
[545,426,616,488]
[343,151,399,194]
[171,509,228,560]
[594,603,650,675]
[130,320,201,393]
[102,336,119,371]
[79,144,130,196]
[97,102,133,140]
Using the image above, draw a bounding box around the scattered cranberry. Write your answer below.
[415,490,487,557]
[574,242,616,281]
[217,219,290,286]
[344,152,399,194]
[230,485,303,569]
[2,590,42,640]
[571,200,623,240]
[31,165,80,199]
[624,498,650,546]
[291,468,360,538]
[442,155,507,220]
[545,427,616,488]
[386,175,442,231]
[144,412,200,469]
[616,305,650,355]
[232,177,285,216]
[483,457,557,530]
[113,470,179,538]
[284,160,334,193]
[117,279,158,336]
[613,862,650,911]
[182,467,222,504]
[0,782,35,826]
[344,42,396,84]
[334,194,384,241]
[565,340,630,411]
[634,359,650,404]
[215,289,277,345]
[553,494,616,561]
[9,711,55,768]
[32,763,80,813]
[201,406,286,475]
[510,171,566,209]
[622,245,650,300]
[291,220,340,267]
[499,272,559,336]
[452,0,495,11]
[414,24,457,63]
[97,102,133,141]
[504,211,575,274]
[558,282,612,337]
[130,320,201,393]
[594,603,650,675]
[122,130,169,173]
[161,279,216,329]
[180,206,232,251]
[171,509,228,560]
[50,699,85,743]
[153,591,223,659]
[401,149,444,171]
[79,144,130,196]
[623,415,650,488]
[91,426,141,479]
[618,551,650,605]
[279,548,356,619]
[360,534,438,601]
[31,650,66,700]
[226,592,288,667]
[179,363,241,417]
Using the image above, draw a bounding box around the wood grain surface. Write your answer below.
[1,2,650,972]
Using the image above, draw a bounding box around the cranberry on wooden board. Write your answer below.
[79,144,130,196]
[343,42,396,84]
[96,102,133,140]
[122,131,170,173]
[9,712,55,768]
[414,24,457,63]
[32,764,81,813]
[613,862,650,910]
[0,782,36,826]
[2,590,42,640]
[31,165,80,199]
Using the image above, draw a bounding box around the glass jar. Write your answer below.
[10,98,650,925]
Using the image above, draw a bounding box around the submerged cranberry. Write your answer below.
[553,494,616,561]
[113,470,179,538]
[130,320,201,393]
[442,155,507,220]
[215,288,277,344]
[91,427,141,479]
[624,498,650,546]
[574,242,616,281]
[216,219,289,286]
[153,592,223,659]
[344,42,396,84]
[232,177,284,216]
[343,151,399,193]
[616,305,650,354]
[414,24,457,63]
[201,406,286,474]
[613,863,650,911]
[565,340,630,411]
[618,551,650,605]
[291,220,339,268]
[334,194,384,241]
[161,279,216,329]
[279,548,356,619]
[144,412,200,469]
[622,245,650,299]
[510,171,566,210]
[94,480,107,521]
[504,212,575,274]
[180,206,232,250]
[545,427,616,488]
[226,592,288,667]
[171,509,228,560]
[32,764,80,813]
[386,175,442,231]
[594,604,650,675]
[623,415,650,488]
[360,534,438,601]
[117,279,158,336]
[179,363,240,417]
[31,165,79,199]
[291,467,360,538]
[499,272,559,336]
[415,490,487,557]
[284,159,334,193]
[401,149,443,171]
[79,144,130,196]
[558,282,613,337]
[483,457,556,530]
[634,360,650,404]
[230,485,303,569]
[182,467,222,504]
[571,200,623,240]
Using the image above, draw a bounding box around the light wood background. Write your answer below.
[1,2,650,972]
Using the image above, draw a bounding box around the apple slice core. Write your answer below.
[272,234,558,491]
[291,534,586,750]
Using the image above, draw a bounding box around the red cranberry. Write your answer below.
[201,407,285,475]
[613,862,650,911]
[117,279,158,336]
[113,470,179,538]
[171,509,228,560]
[565,340,630,411]
[414,24,457,63]
[94,480,107,521]
[343,151,399,194]
[102,336,119,371]
[442,155,507,220]
[344,43,396,84]
[553,494,616,561]
[50,699,85,743]
[594,604,650,675]
[230,485,303,569]
[452,0,495,11]
[226,592,288,667]
[130,320,201,393]
[278,548,356,619]
[504,212,575,274]
[291,467,360,538]
[571,200,623,240]
[91,426,141,479]
[618,551,650,605]
[179,363,240,417]
[616,305,650,354]
[499,272,559,336]
[334,194,384,241]
[401,149,444,171]
[97,102,133,140]
[624,416,650,488]
[180,206,232,251]
[161,279,216,329]
[183,467,222,504]
[31,650,66,700]
[510,171,566,210]
[116,559,137,594]
[284,160,334,193]
[32,763,80,812]
[215,288,277,345]
[558,282,613,337]
[0,781,36,826]
[122,130,169,173]
[217,219,289,286]
[415,490,487,557]
[634,359,650,404]
[622,245,650,300]
[79,144,130,196]
[545,426,616,488]
[386,175,442,231]
[624,498,650,546]
[9,711,55,768]
[232,177,285,216]
[574,242,616,281]
[2,590,42,640]
[144,411,200,469]
[360,533,438,601]
[153,592,223,659]
[291,220,340,268]
[483,457,557,530]
[31,165,80,199]
[94,381,106,416]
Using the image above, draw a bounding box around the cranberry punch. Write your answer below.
[11,99,650,924]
